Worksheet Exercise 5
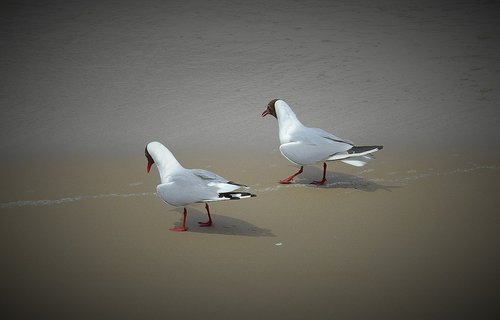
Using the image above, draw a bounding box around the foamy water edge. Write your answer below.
[1,192,156,209]
[1,164,498,209]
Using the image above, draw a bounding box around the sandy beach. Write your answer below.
[1,149,500,319]
[2,0,500,319]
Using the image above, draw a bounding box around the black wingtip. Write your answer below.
[218,192,257,200]
[227,181,247,187]
[348,145,383,154]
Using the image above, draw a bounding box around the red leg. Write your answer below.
[311,162,327,185]
[198,203,213,227]
[170,208,188,232]
[280,166,304,184]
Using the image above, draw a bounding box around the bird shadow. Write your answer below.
[294,167,399,192]
[170,208,275,237]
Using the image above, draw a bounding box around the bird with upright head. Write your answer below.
[262,99,383,185]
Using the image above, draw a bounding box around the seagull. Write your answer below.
[145,141,256,231]
[262,99,383,185]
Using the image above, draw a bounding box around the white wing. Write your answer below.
[280,141,340,165]
[156,174,216,207]
[280,125,353,165]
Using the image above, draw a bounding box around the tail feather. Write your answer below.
[341,155,373,167]
[327,145,383,162]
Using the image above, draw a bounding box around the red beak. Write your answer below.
[145,147,154,173]
[262,109,270,117]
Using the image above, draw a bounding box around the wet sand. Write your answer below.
[1,149,499,319]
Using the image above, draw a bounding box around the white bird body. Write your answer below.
[156,168,242,207]
[145,141,255,231]
[262,99,383,184]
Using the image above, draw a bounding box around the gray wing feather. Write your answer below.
[302,127,354,146]
[190,169,229,183]
[190,169,241,193]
